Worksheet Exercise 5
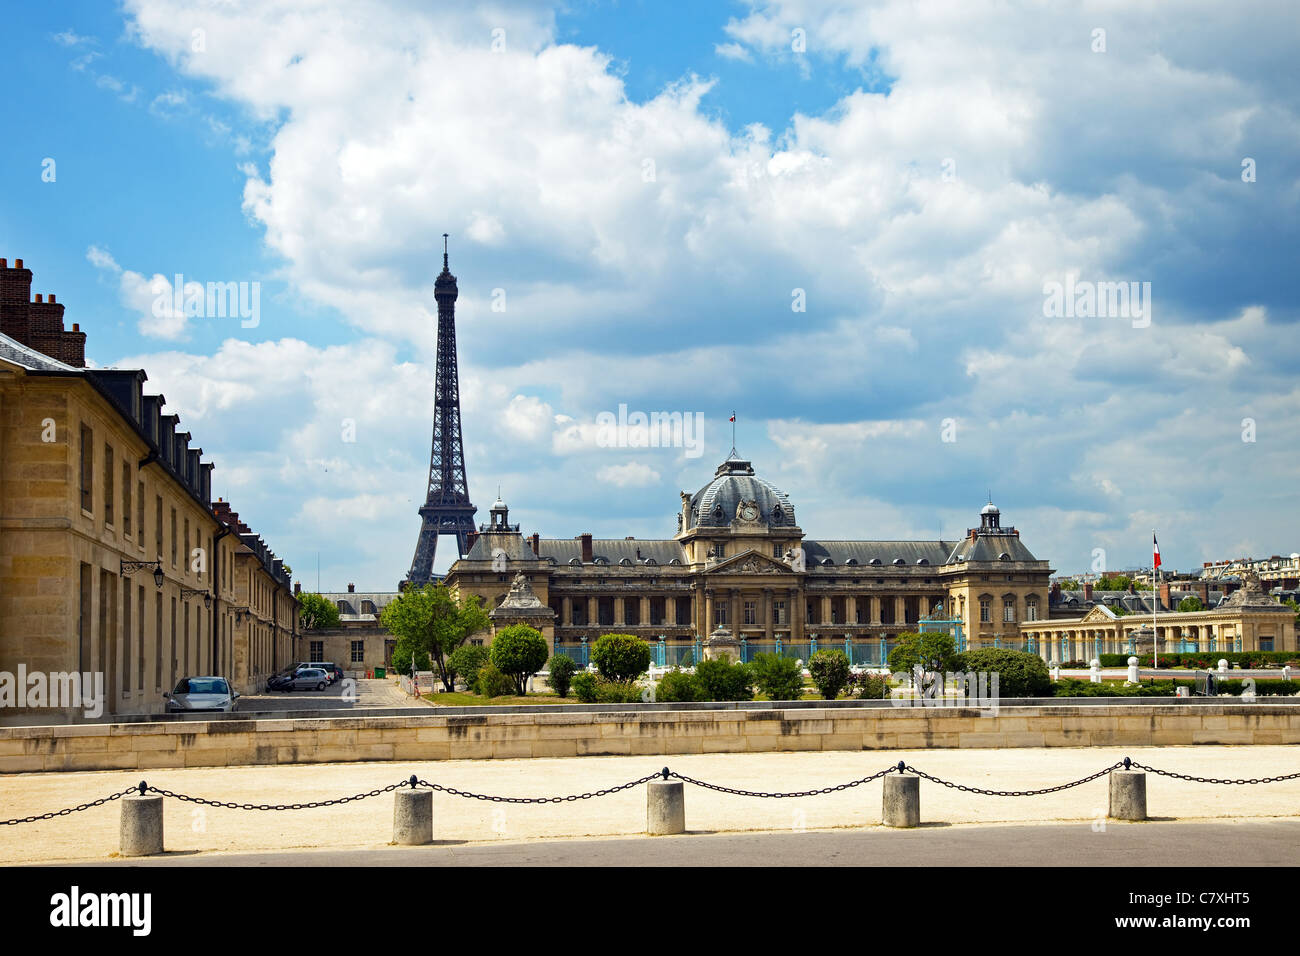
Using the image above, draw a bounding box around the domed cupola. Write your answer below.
[681,451,796,531]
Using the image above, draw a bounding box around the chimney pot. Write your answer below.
[348,583,355,593]
[14,259,22,268]
[72,323,79,332]
[0,258,6,268]
[48,294,55,304]
[34,294,42,303]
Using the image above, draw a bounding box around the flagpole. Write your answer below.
[1152,529,1159,671]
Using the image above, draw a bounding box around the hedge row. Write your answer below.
[1053,678,1299,697]
[1097,651,1299,668]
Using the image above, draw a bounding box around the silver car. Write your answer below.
[164,676,239,713]
[287,667,329,692]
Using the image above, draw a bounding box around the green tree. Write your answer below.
[447,644,490,692]
[1094,575,1134,591]
[389,642,431,676]
[1177,595,1204,612]
[749,653,805,700]
[590,633,651,682]
[1055,579,1081,590]
[489,625,550,696]
[547,653,578,698]
[955,648,1051,697]
[808,649,851,700]
[887,632,958,676]
[693,657,754,701]
[298,592,341,630]
[380,583,490,692]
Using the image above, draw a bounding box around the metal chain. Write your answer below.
[417,773,662,803]
[1129,761,1300,786]
[668,766,898,798]
[143,780,407,811]
[0,786,138,826]
[903,761,1125,797]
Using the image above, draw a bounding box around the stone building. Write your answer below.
[302,585,399,674]
[442,451,1054,664]
[0,257,296,720]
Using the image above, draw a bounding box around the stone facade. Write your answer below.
[442,452,1053,663]
[0,259,297,719]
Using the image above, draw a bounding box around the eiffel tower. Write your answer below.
[405,235,477,586]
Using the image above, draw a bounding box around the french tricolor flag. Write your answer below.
[1153,532,1161,570]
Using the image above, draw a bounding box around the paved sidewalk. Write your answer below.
[2,745,1298,865]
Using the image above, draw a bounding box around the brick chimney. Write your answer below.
[0,258,33,342]
[347,583,355,593]
[1050,581,1061,601]
[529,532,540,556]
[579,533,593,563]
[1159,581,1171,610]
[1199,580,1210,604]
[1083,581,1093,602]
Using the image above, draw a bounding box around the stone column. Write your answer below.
[871,596,881,625]
[730,590,740,633]
[763,588,774,641]
[614,596,625,627]
[587,596,598,628]
[562,596,572,626]
[821,595,832,629]
[791,587,804,641]
[704,588,714,634]
[641,596,651,629]
[895,596,906,628]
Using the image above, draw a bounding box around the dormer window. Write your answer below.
[845,558,858,566]
[618,557,633,566]
[892,558,905,566]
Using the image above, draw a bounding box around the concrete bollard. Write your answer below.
[1049,663,1060,681]
[1089,658,1101,684]
[120,795,164,856]
[1109,770,1147,821]
[1127,655,1139,683]
[647,779,685,835]
[393,788,433,845]
[1283,666,1291,682]
[883,774,920,828]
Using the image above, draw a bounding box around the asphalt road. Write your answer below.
[233,677,424,713]
[64,820,1300,867]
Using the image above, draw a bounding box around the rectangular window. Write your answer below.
[78,563,93,671]
[137,481,145,550]
[351,641,364,664]
[138,586,146,693]
[715,604,728,626]
[155,591,163,689]
[624,599,639,626]
[170,597,177,684]
[79,425,94,513]
[103,444,114,525]
[773,543,783,558]
[1026,603,1038,622]
[598,597,614,627]
[773,600,786,625]
[155,496,163,559]
[855,601,864,625]
[744,601,756,625]
[980,600,991,623]
[183,518,190,573]
[183,603,190,676]
[1003,601,1015,623]
[122,463,132,537]
[170,508,177,567]
[310,640,324,660]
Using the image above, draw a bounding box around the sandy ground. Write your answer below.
[1,745,1298,864]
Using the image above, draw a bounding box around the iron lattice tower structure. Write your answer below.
[406,236,476,585]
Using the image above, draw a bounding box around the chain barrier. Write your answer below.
[416,773,662,803]
[667,765,898,798]
[903,760,1126,796]
[1127,761,1300,786]
[4,757,1299,825]
[0,786,137,826]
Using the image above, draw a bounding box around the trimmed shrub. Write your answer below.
[808,650,851,700]
[489,624,550,696]
[572,671,598,703]
[693,657,754,701]
[852,672,891,700]
[887,632,958,676]
[547,653,578,698]
[954,648,1052,698]
[656,669,702,702]
[475,662,515,698]
[591,633,652,682]
[1098,651,1298,669]
[749,653,805,700]
[596,680,645,703]
[447,644,489,692]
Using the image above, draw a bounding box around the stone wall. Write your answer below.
[2,703,1298,773]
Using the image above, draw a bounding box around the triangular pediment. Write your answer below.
[706,549,794,575]
[1079,604,1118,623]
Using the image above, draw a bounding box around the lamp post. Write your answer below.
[121,559,165,589]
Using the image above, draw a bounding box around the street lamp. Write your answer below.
[181,587,212,610]
[122,559,165,589]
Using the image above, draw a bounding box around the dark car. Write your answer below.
[267,668,298,692]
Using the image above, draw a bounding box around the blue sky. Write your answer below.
[2,0,1298,589]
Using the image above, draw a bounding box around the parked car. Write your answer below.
[164,677,239,713]
[286,668,329,692]
[306,662,342,684]
[267,667,299,692]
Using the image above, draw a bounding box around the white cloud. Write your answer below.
[596,462,661,487]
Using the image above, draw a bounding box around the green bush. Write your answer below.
[693,657,754,701]
[591,633,651,682]
[853,672,891,699]
[749,653,805,700]
[447,644,489,692]
[954,648,1051,698]
[572,671,598,703]
[595,680,645,703]
[807,650,851,700]
[547,653,578,698]
[1206,678,1299,696]
[656,669,702,702]
[475,662,515,698]
[390,643,431,676]
[489,624,550,696]
[1098,651,1298,669]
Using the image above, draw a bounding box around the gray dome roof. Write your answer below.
[687,454,795,529]
[981,502,1000,515]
